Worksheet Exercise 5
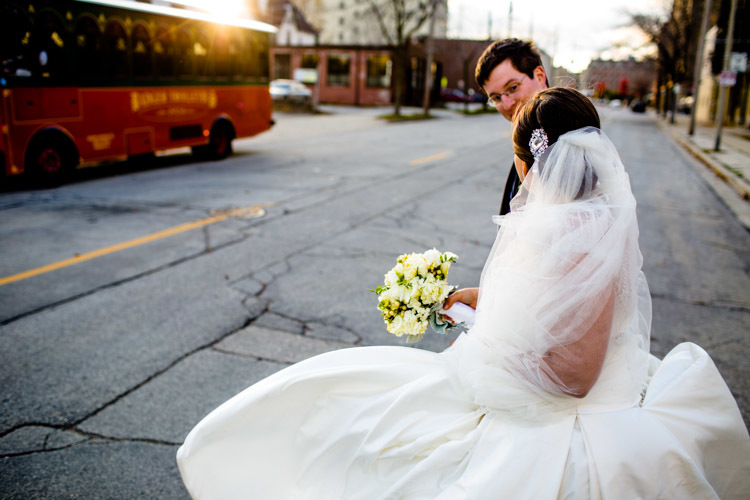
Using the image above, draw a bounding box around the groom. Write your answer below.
[475,38,549,215]
[443,39,549,313]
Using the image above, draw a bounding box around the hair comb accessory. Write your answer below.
[529,128,549,159]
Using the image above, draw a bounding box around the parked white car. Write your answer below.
[270,79,313,107]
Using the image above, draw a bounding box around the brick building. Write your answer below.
[270,38,497,107]
[581,57,656,99]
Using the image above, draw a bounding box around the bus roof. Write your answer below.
[76,0,278,34]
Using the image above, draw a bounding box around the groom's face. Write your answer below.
[484,59,547,121]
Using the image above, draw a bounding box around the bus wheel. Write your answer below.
[208,122,234,160]
[26,138,75,187]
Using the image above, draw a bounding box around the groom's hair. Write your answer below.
[475,38,548,90]
[512,87,601,168]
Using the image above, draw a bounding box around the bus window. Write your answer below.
[194,32,210,79]
[154,25,175,79]
[0,2,33,84]
[233,32,249,80]
[257,33,270,80]
[75,15,102,80]
[131,23,153,80]
[34,9,68,81]
[104,19,129,80]
[176,28,193,79]
[228,31,243,80]
[214,30,230,80]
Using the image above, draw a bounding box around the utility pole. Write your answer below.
[507,1,513,38]
[715,0,738,151]
[689,0,712,136]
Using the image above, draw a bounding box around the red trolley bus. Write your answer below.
[0,0,276,185]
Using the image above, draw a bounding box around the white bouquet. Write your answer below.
[372,249,459,343]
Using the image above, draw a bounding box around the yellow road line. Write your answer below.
[0,214,230,287]
[409,151,451,166]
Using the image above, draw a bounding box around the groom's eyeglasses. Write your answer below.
[487,75,528,106]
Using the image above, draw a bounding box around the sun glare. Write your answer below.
[168,0,248,18]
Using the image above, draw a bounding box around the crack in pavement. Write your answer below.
[0,423,180,459]
[649,292,750,312]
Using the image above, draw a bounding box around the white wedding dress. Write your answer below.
[177,129,750,499]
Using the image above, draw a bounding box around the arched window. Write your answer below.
[103,19,129,80]
[131,23,152,79]
[154,25,175,78]
[0,2,34,82]
[34,9,68,81]
[74,15,102,80]
[175,28,193,78]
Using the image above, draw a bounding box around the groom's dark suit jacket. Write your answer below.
[499,164,520,216]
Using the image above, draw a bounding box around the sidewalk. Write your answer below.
[656,111,750,228]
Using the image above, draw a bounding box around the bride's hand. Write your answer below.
[443,288,479,311]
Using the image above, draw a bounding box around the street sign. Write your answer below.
[730,52,747,72]
[719,70,737,87]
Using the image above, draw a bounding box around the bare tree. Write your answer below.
[629,0,716,114]
[367,0,443,116]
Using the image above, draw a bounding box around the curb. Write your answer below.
[668,129,750,201]
[655,118,750,201]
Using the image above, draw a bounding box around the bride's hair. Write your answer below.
[513,88,600,167]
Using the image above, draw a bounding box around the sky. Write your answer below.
[168,0,668,74]
[447,0,669,72]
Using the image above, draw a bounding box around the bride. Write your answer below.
[177,88,750,499]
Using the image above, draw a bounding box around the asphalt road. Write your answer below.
[0,105,748,498]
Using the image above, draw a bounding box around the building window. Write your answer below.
[300,54,319,69]
[366,54,390,88]
[274,53,291,79]
[326,53,350,86]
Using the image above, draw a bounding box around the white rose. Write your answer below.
[440,261,452,276]
[424,248,441,267]
[421,282,444,304]
[401,258,419,281]
[383,286,400,302]
[387,314,404,336]
[384,269,399,287]
[397,284,418,303]
[443,251,458,262]
[401,310,424,336]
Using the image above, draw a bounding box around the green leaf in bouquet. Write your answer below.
[405,333,424,344]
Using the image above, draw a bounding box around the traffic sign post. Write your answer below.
[715,0,738,152]
[719,71,737,87]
